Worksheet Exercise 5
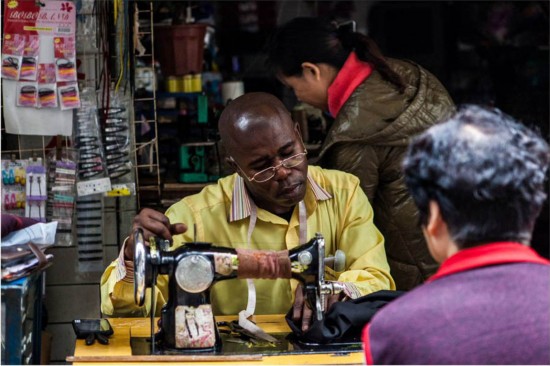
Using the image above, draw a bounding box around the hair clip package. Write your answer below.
[100,91,134,183]
[75,88,108,183]
[16,82,38,108]
[1,33,25,80]
[103,109,131,181]
[47,148,78,246]
[58,82,81,110]
[20,35,39,81]
[1,159,28,216]
[2,159,27,187]
[54,37,77,82]
[2,190,26,214]
[25,164,47,222]
[76,195,105,272]
[38,84,58,108]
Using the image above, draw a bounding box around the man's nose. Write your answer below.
[273,164,292,180]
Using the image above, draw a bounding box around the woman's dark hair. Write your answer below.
[266,17,406,93]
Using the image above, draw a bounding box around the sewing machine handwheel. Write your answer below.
[134,228,147,306]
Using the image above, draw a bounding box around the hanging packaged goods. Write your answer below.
[2,0,78,135]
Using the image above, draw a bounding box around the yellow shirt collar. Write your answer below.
[229,172,333,222]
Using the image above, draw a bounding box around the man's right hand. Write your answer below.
[123,208,187,260]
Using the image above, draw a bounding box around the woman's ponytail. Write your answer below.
[338,28,406,94]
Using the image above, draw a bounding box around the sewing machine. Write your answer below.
[132,229,346,352]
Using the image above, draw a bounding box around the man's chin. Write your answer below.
[278,183,306,205]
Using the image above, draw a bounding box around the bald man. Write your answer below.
[100,92,394,331]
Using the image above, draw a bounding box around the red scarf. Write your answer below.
[327,52,373,117]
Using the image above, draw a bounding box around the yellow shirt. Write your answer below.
[100,166,395,317]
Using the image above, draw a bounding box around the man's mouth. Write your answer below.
[279,182,302,197]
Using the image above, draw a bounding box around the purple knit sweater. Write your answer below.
[364,243,550,365]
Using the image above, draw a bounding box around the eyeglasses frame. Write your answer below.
[230,148,308,183]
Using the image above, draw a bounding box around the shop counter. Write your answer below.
[68,315,364,365]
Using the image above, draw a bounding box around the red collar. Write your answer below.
[327,52,373,117]
[428,242,550,282]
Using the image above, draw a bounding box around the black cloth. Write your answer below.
[286,290,404,344]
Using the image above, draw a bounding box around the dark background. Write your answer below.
[148,0,549,257]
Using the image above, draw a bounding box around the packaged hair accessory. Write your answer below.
[2,55,22,80]
[20,35,39,81]
[21,57,38,80]
[38,63,57,84]
[58,83,81,110]
[26,164,47,222]
[38,84,58,108]
[17,82,38,108]
[54,37,77,82]
[1,33,25,80]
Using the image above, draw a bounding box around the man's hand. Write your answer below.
[292,283,342,332]
[123,208,187,260]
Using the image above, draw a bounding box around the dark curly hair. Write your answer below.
[403,105,550,248]
[265,17,406,93]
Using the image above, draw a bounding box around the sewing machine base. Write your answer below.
[130,332,361,356]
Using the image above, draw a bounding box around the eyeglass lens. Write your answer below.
[252,152,306,182]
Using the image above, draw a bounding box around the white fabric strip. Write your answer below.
[238,200,278,342]
[237,199,307,342]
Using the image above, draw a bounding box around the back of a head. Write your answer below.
[266,17,349,77]
[403,105,550,248]
[266,16,405,92]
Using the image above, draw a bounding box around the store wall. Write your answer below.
[44,196,136,363]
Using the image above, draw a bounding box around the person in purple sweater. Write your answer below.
[363,105,550,365]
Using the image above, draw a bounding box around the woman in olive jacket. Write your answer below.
[267,17,455,290]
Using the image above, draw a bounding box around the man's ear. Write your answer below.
[425,200,443,237]
[301,62,321,81]
[424,200,456,262]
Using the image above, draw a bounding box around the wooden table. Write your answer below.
[68,315,364,365]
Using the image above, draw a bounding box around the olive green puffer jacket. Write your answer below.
[316,58,455,290]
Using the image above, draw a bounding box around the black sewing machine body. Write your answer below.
[133,230,345,352]
[157,243,235,351]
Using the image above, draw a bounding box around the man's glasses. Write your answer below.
[232,150,308,183]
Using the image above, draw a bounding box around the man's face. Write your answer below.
[229,119,308,215]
